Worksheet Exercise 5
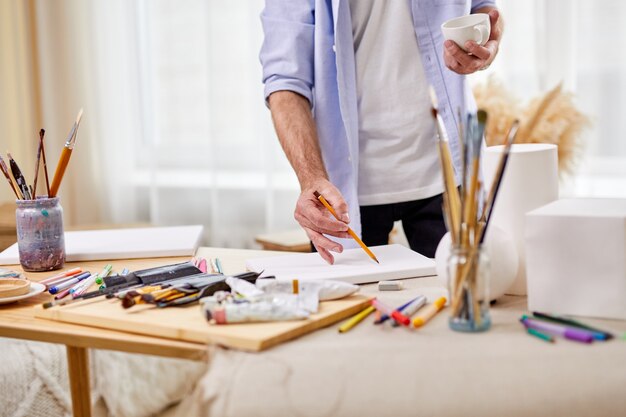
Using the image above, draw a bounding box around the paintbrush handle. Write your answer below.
[49,147,72,197]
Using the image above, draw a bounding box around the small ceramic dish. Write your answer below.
[0,282,45,305]
[0,278,31,299]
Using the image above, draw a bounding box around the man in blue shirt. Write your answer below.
[260,0,502,263]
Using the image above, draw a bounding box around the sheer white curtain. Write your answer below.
[30,0,299,247]
[473,0,626,197]
[5,0,625,248]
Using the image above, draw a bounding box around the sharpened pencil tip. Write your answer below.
[313,191,321,198]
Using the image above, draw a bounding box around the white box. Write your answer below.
[525,198,626,320]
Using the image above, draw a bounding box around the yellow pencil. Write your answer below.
[338,304,375,333]
[314,191,380,264]
[413,297,447,328]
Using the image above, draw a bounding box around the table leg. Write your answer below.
[66,346,92,417]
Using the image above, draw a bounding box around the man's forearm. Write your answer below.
[268,91,327,190]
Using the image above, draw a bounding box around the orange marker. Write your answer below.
[413,297,447,328]
[40,267,83,286]
[314,191,379,264]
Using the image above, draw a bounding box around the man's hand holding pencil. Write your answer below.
[294,179,351,264]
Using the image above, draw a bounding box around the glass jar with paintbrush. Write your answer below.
[15,197,66,272]
[447,245,490,332]
[429,83,520,333]
[2,110,83,271]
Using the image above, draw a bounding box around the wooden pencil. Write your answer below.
[314,191,379,264]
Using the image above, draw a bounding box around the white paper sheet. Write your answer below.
[245,244,436,284]
[0,225,204,265]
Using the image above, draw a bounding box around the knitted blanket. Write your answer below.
[0,338,206,417]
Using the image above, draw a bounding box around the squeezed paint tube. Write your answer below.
[226,276,264,298]
[201,293,310,324]
[255,278,359,301]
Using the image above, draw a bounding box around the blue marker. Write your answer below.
[375,295,423,325]
[48,271,91,294]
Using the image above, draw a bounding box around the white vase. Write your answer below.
[481,143,559,295]
[434,225,519,301]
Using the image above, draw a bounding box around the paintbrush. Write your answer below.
[477,120,520,244]
[39,129,51,196]
[429,86,461,242]
[0,155,21,199]
[50,109,83,197]
[33,129,45,197]
[7,153,31,199]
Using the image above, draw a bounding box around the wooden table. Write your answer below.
[2,247,626,417]
[0,247,279,417]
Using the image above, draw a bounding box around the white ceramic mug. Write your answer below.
[441,13,491,51]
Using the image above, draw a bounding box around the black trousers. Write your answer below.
[359,193,447,258]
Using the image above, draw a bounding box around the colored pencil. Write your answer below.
[314,191,379,264]
[532,312,613,340]
[526,327,555,343]
[338,304,375,333]
[50,109,83,197]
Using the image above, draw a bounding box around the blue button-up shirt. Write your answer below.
[260,0,495,248]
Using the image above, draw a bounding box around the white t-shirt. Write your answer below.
[349,0,443,206]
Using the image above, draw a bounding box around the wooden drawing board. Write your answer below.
[35,293,372,351]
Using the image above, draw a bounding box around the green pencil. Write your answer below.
[527,327,554,343]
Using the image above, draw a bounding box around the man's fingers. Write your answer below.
[465,41,491,61]
[317,185,350,223]
[488,10,500,39]
[304,227,344,264]
[444,40,473,68]
[297,205,349,235]
[317,246,334,265]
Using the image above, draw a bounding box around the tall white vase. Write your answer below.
[482,143,559,295]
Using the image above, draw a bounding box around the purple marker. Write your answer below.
[521,317,594,344]
[48,271,91,294]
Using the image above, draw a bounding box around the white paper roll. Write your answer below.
[482,144,559,295]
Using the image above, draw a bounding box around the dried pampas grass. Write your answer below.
[473,77,591,175]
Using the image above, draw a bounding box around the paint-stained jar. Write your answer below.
[16,197,65,271]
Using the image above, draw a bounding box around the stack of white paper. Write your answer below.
[245,244,436,284]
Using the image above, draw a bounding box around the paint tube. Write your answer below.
[226,276,264,298]
[256,279,359,301]
[201,293,310,324]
